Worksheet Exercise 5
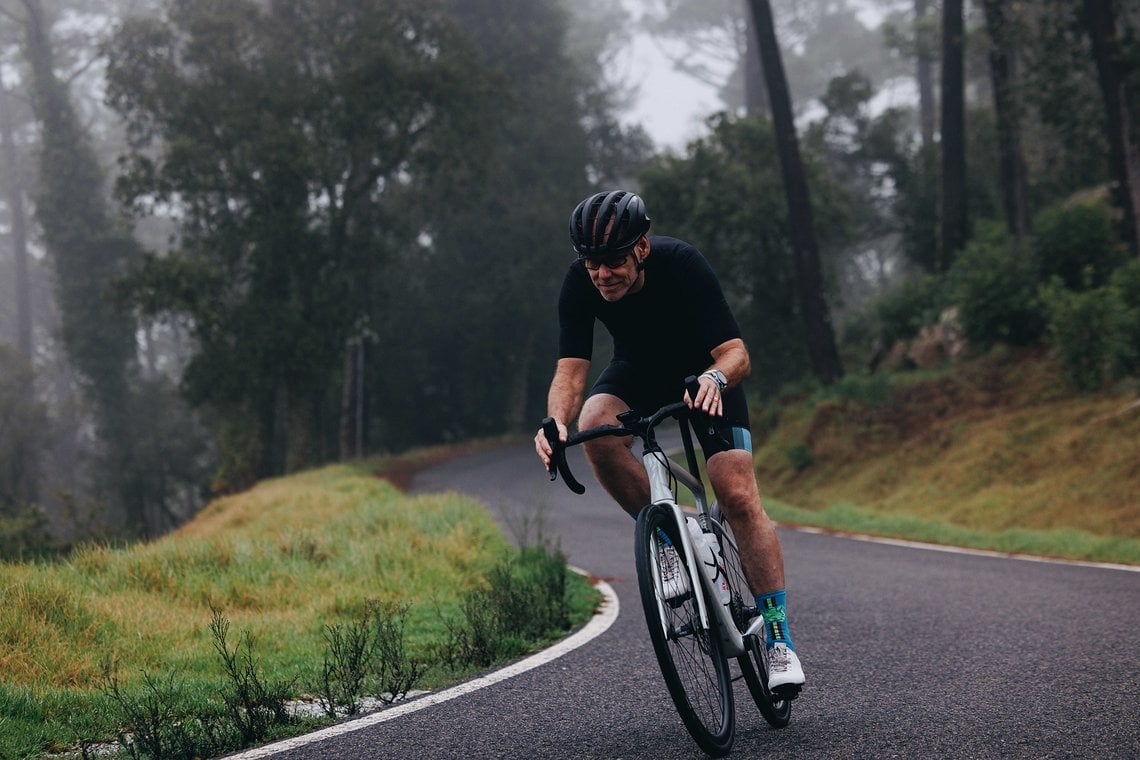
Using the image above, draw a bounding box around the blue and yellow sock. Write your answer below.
[756,590,793,650]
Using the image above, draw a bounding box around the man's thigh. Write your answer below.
[579,392,630,427]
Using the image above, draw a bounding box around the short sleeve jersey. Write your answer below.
[557,236,742,383]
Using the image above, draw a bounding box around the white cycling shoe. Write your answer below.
[767,643,805,694]
[658,543,690,600]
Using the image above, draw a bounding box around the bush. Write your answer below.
[1042,274,1138,391]
[873,274,949,345]
[1033,198,1127,291]
[1110,258,1140,353]
[316,599,423,717]
[947,225,1046,347]
[440,543,571,668]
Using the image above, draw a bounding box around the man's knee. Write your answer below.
[580,394,633,466]
[579,393,626,428]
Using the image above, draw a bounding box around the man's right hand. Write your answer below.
[535,419,568,471]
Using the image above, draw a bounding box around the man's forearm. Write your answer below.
[708,339,752,390]
[547,358,589,426]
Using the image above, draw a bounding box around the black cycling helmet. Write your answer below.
[568,190,651,256]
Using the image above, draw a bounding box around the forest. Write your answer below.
[1,0,1137,555]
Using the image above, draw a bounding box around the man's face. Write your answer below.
[584,235,649,302]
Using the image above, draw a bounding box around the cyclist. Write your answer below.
[534,190,805,693]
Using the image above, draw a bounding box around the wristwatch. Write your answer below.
[702,369,728,391]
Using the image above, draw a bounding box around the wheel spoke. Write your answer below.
[636,504,734,755]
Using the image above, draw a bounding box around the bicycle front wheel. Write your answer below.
[635,503,734,757]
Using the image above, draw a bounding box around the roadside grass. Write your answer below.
[0,462,600,759]
[752,347,1140,565]
[762,499,1140,565]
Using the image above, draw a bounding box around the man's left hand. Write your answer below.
[685,375,724,417]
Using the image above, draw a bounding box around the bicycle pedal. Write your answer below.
[772,684,802,701]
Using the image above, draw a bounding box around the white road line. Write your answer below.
[789,525,1140,573]
[223,571,619,759]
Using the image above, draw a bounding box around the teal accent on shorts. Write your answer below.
[732,426,752,453]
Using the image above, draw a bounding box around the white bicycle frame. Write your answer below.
[644,447,758,660]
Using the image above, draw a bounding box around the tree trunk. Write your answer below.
[1082,0,1140,258]
[982,0,1031,237]
[747,0,844,385]
[505,326,537,432]
[940,0,968,268]
[0,89,33,362]
[742,6,768,117]
[915,0,936,153]
[338,338,366,460]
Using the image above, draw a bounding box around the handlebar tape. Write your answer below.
[684,375,701,400]
[541,417,585,494]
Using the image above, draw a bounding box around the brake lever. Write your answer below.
[541,417,586,494]
[684,374,702,403]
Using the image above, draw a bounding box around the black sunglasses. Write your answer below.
[578,240,640,271]
[580,252,630,271]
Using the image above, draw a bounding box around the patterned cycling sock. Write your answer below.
[756,590,794,650]
[633,510,676,547]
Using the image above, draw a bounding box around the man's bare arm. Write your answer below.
[535,357,590,468]
[690,338,752,415]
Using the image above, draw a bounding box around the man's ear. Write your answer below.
[635,235,650,271]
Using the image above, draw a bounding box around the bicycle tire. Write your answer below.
[635,503,735,756]
[708,503,792,729]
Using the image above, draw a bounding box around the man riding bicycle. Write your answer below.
[534,190,805,692]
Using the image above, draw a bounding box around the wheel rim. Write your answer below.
[637,504,734,753]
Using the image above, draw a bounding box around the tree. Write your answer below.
[747,0,844,385]
[982,0,1031,237]
[1081,0,1140,258]
[915,0,937,154]
[0,86,33,361]
[108,0,494,485]
[17,0,184,535]
[0,345,51,558]
[941,0,969,267]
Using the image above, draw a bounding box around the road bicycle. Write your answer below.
[542,376,792,757]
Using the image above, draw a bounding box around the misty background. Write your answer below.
[1,0,1137,554]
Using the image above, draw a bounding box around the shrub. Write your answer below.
[316,599,423,717]
[873,274,949,345]
[784,444,814,472]
[1042,276,1137,391]
[1110,258,1140,358]
[1033,197,1126,290]
[440,543,571,668]
[947,225,1046,347]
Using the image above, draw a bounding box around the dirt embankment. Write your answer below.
[752,347,1140,538]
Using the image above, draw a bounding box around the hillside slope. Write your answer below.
[752,347,1140,563]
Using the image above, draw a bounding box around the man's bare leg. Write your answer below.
[578,393,648,517]
[706,449,785,595]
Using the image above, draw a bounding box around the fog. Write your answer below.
[0,0,1134,552]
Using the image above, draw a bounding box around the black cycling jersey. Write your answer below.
[557,236,750,456]
[558,236,742,380]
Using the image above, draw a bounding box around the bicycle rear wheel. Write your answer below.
[708,503,792,729]
[635,503,734,756]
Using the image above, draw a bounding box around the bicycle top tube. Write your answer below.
[543,375,702,495]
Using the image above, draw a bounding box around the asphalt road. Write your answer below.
[251,438,1140,759]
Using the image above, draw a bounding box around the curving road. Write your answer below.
[245,438,1140,759]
